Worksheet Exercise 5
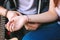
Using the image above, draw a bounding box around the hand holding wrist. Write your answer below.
[7,11,21,21]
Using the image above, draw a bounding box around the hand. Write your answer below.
[6,16,28,32]
[9,37,18,40]
[25,22,41,30]
[7,11,21,21]
[5,11,22,31]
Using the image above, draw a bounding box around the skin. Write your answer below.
[0,6,20,21]
[6,0,59,32]
[0,5,39,32]
[25,0,60,30]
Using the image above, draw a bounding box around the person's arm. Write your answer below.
[5,0,59,32]
[26,0,58,23]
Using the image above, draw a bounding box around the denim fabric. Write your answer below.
[22,22,60,40]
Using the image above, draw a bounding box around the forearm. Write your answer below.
[27,11,58,23]
[0,6,7,17]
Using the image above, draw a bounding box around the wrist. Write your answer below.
[23,15,29,23]
[5,10,9,17]
[0,7,8,17]
[6,11,12,20]
[0,9,7,16]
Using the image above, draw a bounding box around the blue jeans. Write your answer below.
[22,22,60,40]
